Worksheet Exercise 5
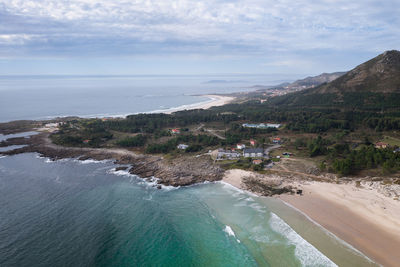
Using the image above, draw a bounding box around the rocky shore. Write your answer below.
[0,132,224,187]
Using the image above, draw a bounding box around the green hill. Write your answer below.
[270,50,400,110]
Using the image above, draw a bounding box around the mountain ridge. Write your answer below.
[269,50,400,109]
[309,50,400,95]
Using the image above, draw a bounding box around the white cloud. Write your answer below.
[0,0,399,57]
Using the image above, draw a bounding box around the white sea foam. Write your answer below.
[112,169,136,177]
[218,181,259,197]
[0,155,6,159]
[75,159,110,164]
[269,213,337,267]
[108,168,179,191]
[281,201,375,263]
[223,225,241,243]
[248,203,267,213]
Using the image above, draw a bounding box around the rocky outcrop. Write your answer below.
[1,132,224,187]
[129,156,224,186]
[242,175,294,196]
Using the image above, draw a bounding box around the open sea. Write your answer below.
[0,74,299,122]
[0,76,377,266]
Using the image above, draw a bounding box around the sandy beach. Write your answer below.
[222,169,400,267]
[164,94,235,114]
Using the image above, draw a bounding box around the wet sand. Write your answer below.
[222,170,400,267]
[279,182,400,267]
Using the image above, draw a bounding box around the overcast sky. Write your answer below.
[0,0,399,75]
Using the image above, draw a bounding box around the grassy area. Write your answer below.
[382,136,400,146]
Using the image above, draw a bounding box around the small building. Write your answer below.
[250,139,256,146]
[83,139,90,144]
[217,149,241,160]
[375,142,388,149]
[242,123,281,129]
[237,143,246,150]
[171,128,181,134]
[243,148,264,158]
[252,159,263,165]
[393,148,400,153]
[272,137,281,144]
[177,144,189,150]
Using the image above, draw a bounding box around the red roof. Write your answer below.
[376,142,388,146]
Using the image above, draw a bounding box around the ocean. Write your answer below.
[0,153,375,266]
[0,74,298,122]
[0,76,376,266]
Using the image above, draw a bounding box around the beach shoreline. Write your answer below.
[0,94,236,124]
[222,169,400,267]
[163,94,235,114]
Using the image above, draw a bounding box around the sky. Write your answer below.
[0,0,399,75]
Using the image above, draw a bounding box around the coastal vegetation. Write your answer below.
[13,50,400,179]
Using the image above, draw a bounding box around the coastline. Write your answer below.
[163,94,235,114]
[222,169,400,267]
[0,94,235,124]
[1,94,399,266]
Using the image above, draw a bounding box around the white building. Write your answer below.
[177,144,189,150]
[236,144,246,150]
[217,149,241,160]
[243,148,264,158]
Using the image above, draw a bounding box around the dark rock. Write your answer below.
[115,166,129,171]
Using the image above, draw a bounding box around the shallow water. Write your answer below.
[0,154,375,266]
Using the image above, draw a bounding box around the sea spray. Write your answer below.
[107,167,179,191]
[269,213,337,267]
[223,225,241,243]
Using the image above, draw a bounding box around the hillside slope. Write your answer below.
[270,50,400,109]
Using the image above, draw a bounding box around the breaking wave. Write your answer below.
[269,213,337,267]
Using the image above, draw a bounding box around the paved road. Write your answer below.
[264,144,281,159]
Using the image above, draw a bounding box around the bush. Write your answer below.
[116,135,147,147]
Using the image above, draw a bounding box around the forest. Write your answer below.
[50,91,400,176]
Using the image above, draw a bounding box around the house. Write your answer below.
[83,139,90,144]
[393,148,400,153]
[375,142,388,149]
[217,149,241,160]
[171,128,180,134]
[243,148,264,158]
[177,144,189,150]
[272,137,281,144]
[252,159,263,165]
[237,143,246,150]
[250,139,256,146]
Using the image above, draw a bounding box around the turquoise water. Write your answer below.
[0,153,375,266]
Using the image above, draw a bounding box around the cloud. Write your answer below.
[0,0,399,73]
